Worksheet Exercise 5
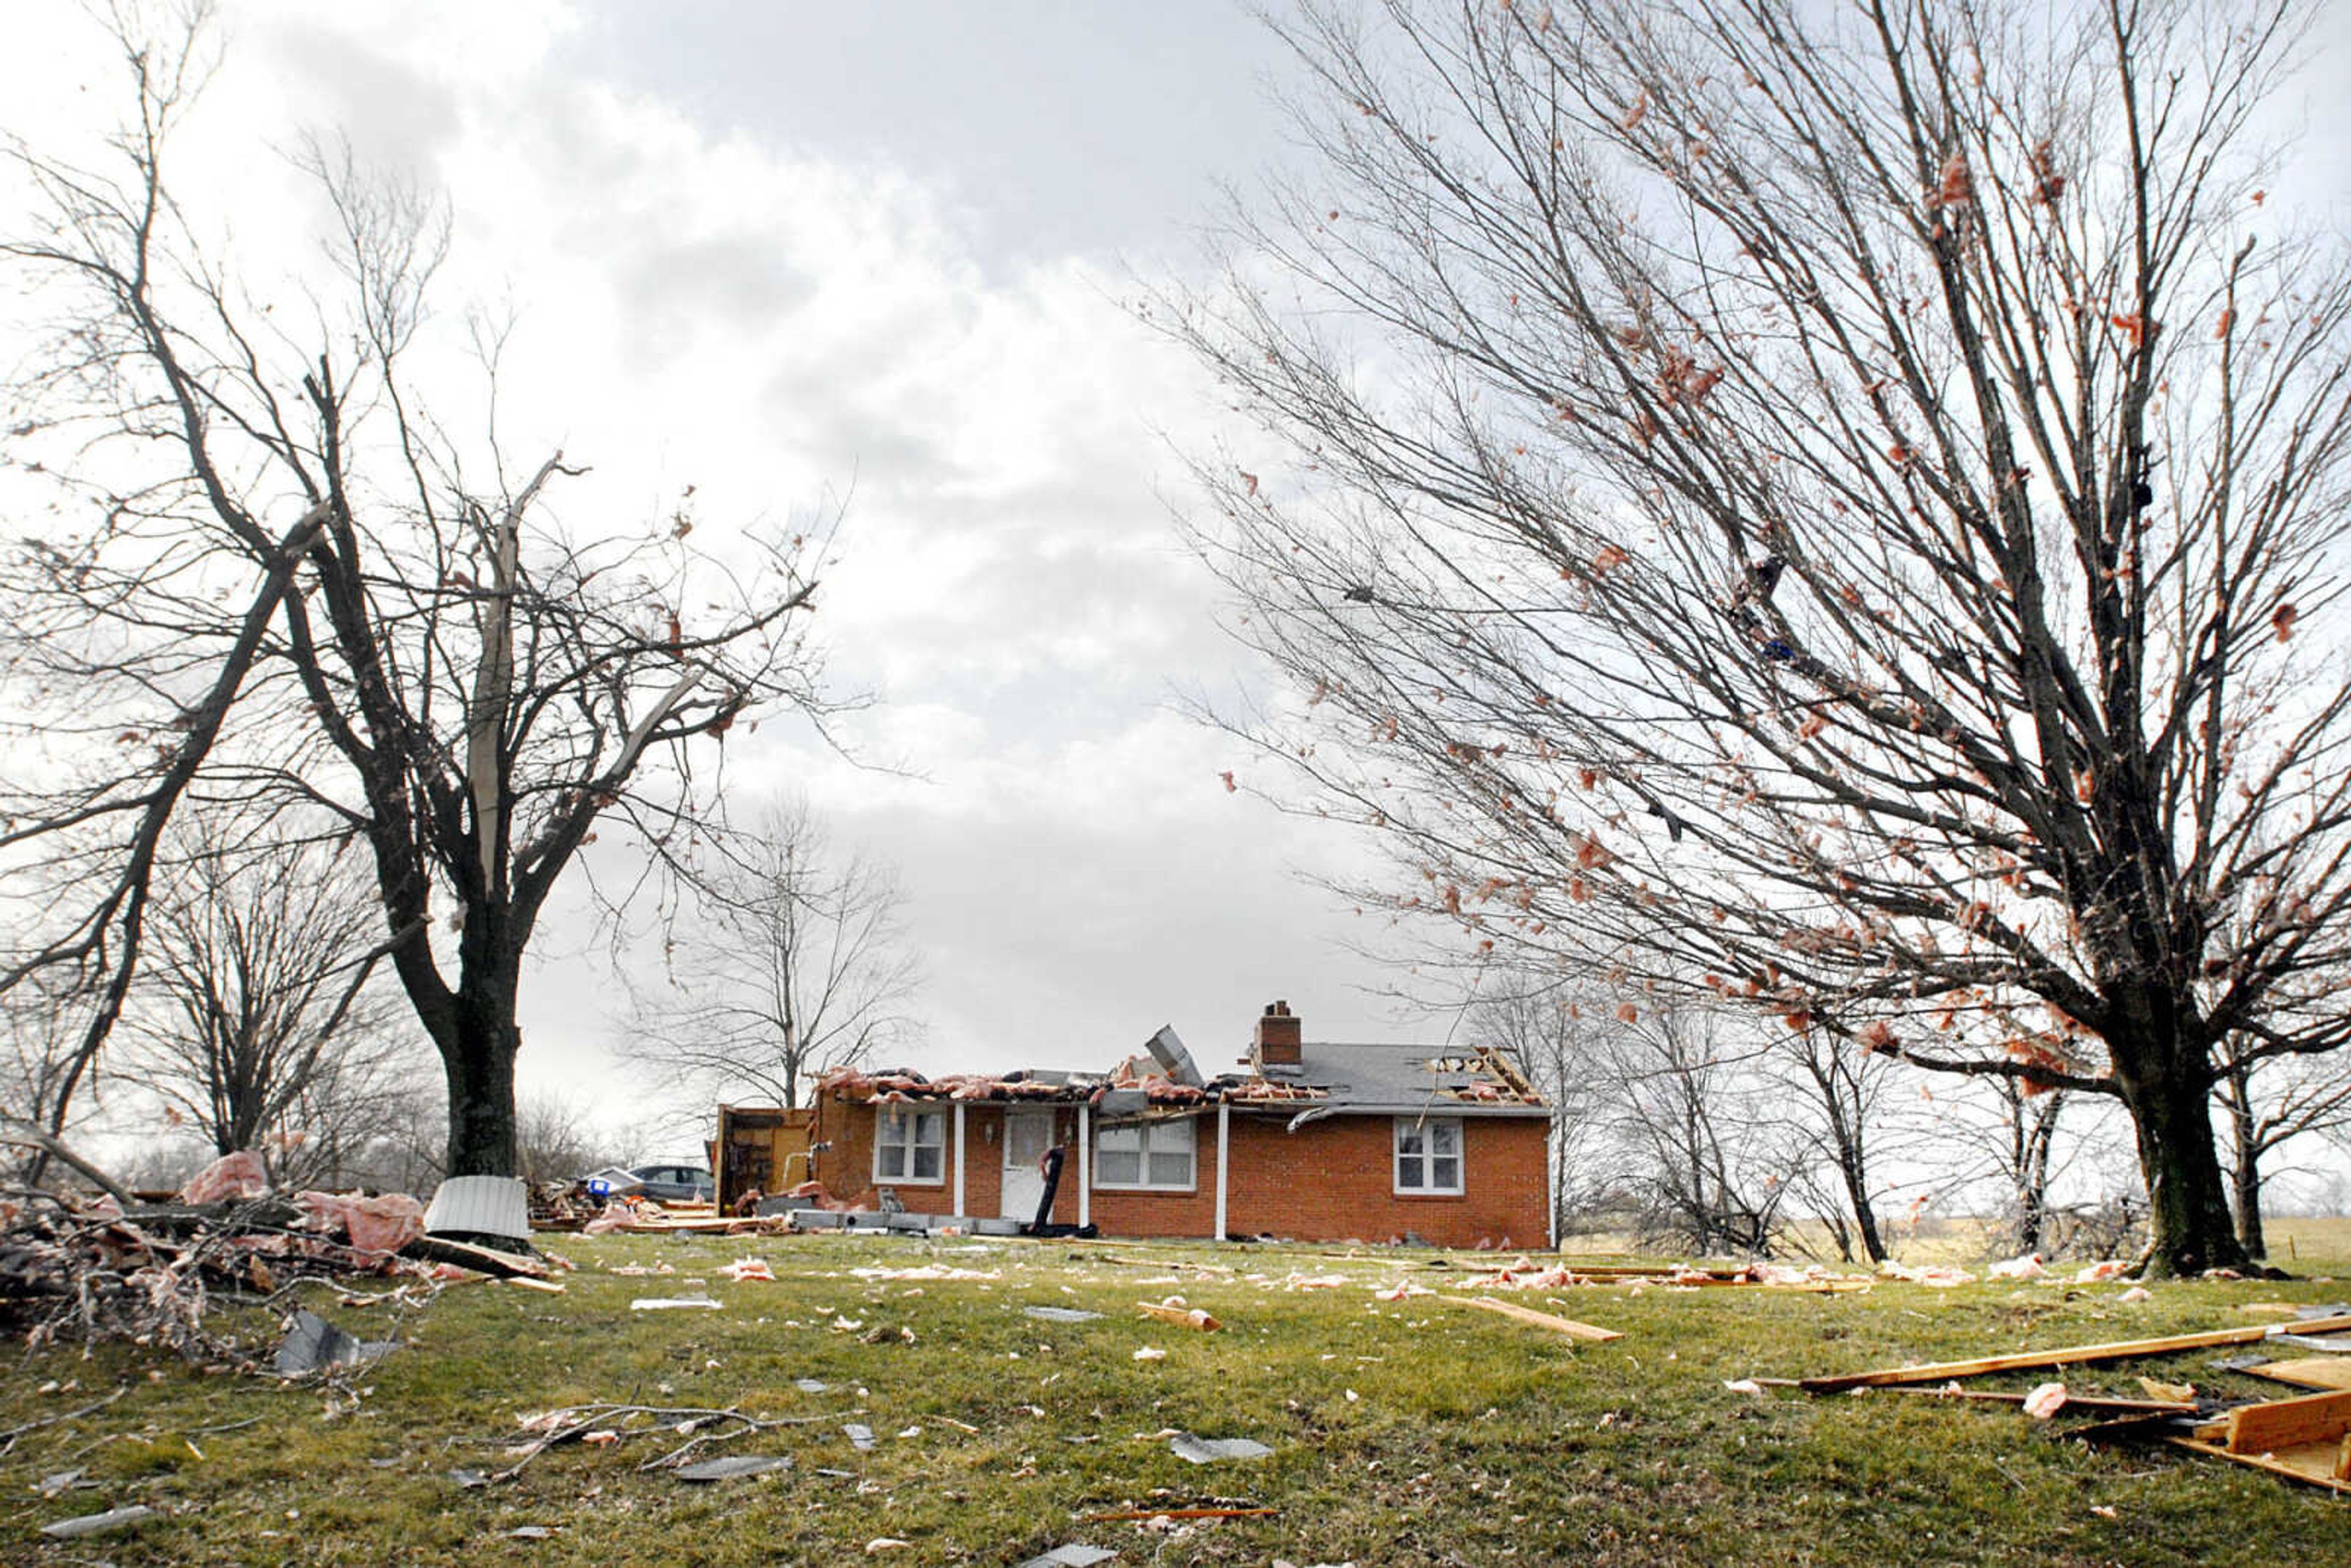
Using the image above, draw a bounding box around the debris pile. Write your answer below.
[1771,1305,2351,1495]
[0,1150,530,1370]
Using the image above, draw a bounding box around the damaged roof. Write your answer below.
[1248,1041,1546,1115]
[819,1040,1544,1118]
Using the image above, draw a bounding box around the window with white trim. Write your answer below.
[1094,1117,1196,1190]
[1394,1116,1463,1195]
[874,1106,945,1184]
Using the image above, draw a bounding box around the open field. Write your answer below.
[6,1231,2351,1566]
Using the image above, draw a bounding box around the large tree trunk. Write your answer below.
[2221,1062,2268,1259]
[2119,1062,2248,1277]
[441,988,520,1177]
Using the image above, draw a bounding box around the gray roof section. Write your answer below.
[1259,1041,1548,1116]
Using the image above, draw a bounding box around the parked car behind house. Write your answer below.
[625,1162,714,1203]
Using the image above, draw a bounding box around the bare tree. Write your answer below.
[632,799,921,1111]
[1985,1077,2072,1254]
[1597,1007,1801,1257]
[119,822,427,1187]
[0,7,836,1174]
[1172,0,2351,1272]
[2213,1035,2351,1256]
[0,977,91,1186]
[1770,1029,1899,1263]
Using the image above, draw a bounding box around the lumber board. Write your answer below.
[2242,1357,2351,1392]
[1888,1387,2196,1415]
[1798,1313,2351,1393]
[2168,1436,2351,1495]
[2221,1389,2351,1455]
[1450,1294,1622,1341]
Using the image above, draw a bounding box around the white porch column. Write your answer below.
[1076,1103,1091,1229]
[1214,1100,1231,1242]
[952,1103,966,1219]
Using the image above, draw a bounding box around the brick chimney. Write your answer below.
[1253,999,1302,1068]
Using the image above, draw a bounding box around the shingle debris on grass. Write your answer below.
[675,1454,793,1482]
[37,1505,157,1540]
[1014,1546,1118,1568]
[1169,1433,1273,1463]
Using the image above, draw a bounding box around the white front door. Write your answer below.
[1000,1109,1052,1221]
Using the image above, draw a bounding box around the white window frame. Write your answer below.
[1393,1116,1464,1196]
[874,1106,946,1185]
[1093,1116,1196,1191]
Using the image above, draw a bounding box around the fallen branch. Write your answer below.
[0,1389,127,1449]
[0,1120,133,1207]
[1082,1507,1278,1521]
[491,1403,846,1483]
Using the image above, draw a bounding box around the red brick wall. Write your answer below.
[1226,1112,1548,1249]
[814,1093,1550,1248]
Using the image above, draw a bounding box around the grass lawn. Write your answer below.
[5,1231,2350,1565]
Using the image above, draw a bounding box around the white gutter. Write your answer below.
[1077,1103,1091,1229]
[952,1102,967,1219]
[1215,1099,1231,1242]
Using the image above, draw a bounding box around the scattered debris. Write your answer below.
[508,1525,555,1539]
[37,1505,158,1540]
[274,1309,397,1378]
[1169,1433,1274,1464]
[1133,1346,1168,1362]
[675,1454,793,1482]
[844,1422,877,1451]
[1877,1261,1976,1287]
[0,1160,457,1368]
[2170,1387,2351,1493]
[449,1468,490,1489]
[1016,1545,1119,1568]
[2022,1382,2068,1420]
[1788,1311,2351,1495]
[719,1258,775,1282]
[629,1297,724,1311]
[1137,1297,1220,1332]
[1024,1305,1103,1324]
[1796,1313,2351,1393]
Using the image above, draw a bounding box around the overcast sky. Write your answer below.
[4,0,1441,1138]
[10,2,2351,1150]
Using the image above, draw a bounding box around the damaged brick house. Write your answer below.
[801,1001,1551,1249]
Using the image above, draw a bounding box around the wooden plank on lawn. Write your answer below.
[1888,1387,2196,1414]
[2223,1389,2351,1455]
[1798,1313,2351,1393]
[2242,1357,2351,1392]
[2168,1436,2351,1495]
[1450,1295,1622,1341]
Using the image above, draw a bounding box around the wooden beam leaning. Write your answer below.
[2214,1388,2351,1456]
[1797,1314,2351,1393]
